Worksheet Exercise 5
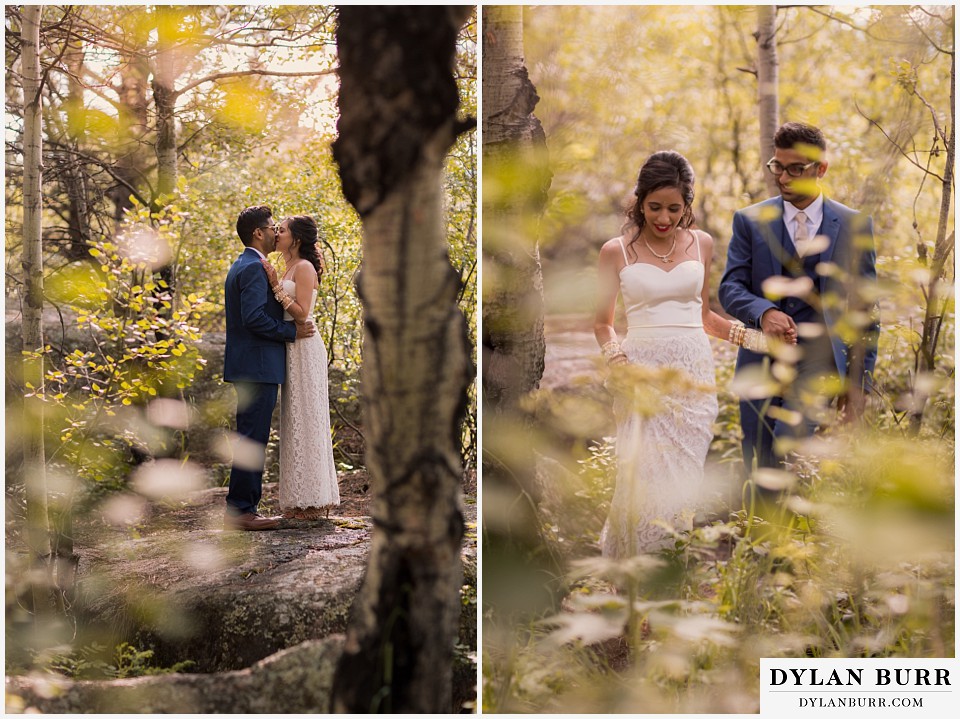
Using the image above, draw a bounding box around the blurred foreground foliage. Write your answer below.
[5,6,477,682]
[482,237,953,710]
[483,364,954,712]
[482,6,952,711]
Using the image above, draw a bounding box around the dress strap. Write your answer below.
[282,259,305,282]
[693,229,702,262]
[617,236,630,265]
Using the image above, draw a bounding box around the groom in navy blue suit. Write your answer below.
[223,205,314,530]
[719,122,879,477]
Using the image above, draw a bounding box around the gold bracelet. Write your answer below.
[729,321,743,345]
[600,340,622,358]
[274,289,294,309]
[743,328,769,353]
[600,340,629,366]
[728,321,747,346]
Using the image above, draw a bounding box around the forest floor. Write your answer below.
[541,313,601,390]
[6,468,478,713]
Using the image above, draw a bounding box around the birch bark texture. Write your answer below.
[756,5,779,197]
[152,5,179,206]
[480,5,565,626]
[330,6,473,713]
[20,3,52,613]
[481,5,549,411]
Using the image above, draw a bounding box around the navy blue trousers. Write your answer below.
[226,382,279,516]
[741,332,837,475]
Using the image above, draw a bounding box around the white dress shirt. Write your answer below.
[783,193,824,252]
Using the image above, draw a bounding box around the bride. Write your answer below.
[261,215,340,519]
[594,151,785,557]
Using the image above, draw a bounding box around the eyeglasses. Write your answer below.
[258,224,280,234]
[766,159,819,177]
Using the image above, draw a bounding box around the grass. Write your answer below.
[482,337,955,713]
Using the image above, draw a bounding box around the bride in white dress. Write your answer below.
[594,151,779,556]
[261,215,340,519]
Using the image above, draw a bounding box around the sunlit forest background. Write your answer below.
[483,5,954,713]
[5,3,476,695]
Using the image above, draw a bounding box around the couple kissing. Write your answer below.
[222,205,339,531]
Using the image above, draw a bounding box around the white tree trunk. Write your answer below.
[757,5,779,197]
[331,7,473,712]
[21,3,52,614]
[481,5,549,411]
[479,5,564,627]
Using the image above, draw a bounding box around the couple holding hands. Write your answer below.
[595,121,879,557]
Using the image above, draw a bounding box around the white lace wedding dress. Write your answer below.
[278,279,340,513]
[600,235,719,557]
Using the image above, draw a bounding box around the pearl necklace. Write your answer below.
[642,229,678,263]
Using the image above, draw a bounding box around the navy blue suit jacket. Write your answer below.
[223,248,296,384]
[718,196,878,387]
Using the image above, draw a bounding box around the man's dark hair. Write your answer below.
[236,205,273,246]
[774,122,827,154]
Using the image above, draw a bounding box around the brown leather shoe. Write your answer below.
[224,512,281,531]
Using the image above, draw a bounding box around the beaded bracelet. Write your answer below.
[742,328,769,353]
[727,321,746,347]
[600,340,621,357]
[274,288,294,310]
[728,321,769,353]
[600,340,628,366]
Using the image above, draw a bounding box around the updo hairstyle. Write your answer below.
[286,215,324,277]
[624,150,696,240]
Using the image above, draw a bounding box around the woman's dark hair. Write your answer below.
[287,215,323,276]
[621,150,696,260]
[236,205,272,246]
[624,151,696,242]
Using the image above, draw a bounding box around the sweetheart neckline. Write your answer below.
[619,259,703,276]
[281,278,319,291]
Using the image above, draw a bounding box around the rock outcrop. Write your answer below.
[6,481,478,713]
[6,637,345,714]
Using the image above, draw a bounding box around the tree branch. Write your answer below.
[44,143,152,207]
[173,67,337,98]
[807,6,921,46]
[855,101,947,183]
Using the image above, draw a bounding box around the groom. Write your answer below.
[223,205,314,530]
[719,122,879,475]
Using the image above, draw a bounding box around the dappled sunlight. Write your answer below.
[117,225,172,270]
[7,7,478,707]
[131,459,208,502]
[99,493,149,528]
[483,5,953,713]
[212,431,266,472]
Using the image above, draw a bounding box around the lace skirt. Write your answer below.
[279,333,340,509]
[600,329,718,557]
